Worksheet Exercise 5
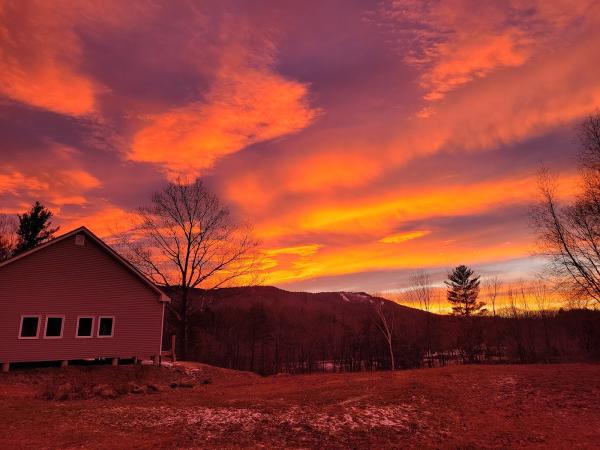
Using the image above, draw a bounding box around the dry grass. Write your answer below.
[1,363,599,449]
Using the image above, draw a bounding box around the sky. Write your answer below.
[1,0,600,293]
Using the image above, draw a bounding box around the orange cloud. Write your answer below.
[0,170,49,195]
[129,36,319,179]
[379,0,599,102]
[59,204,134,238]
[283,150,381,193]
[380,230,431,244]
[0,1,98,116]
[0,146,102,215]
[249,171,580,251]
[253,170,581,285]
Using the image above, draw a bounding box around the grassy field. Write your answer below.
[0,363,599,449]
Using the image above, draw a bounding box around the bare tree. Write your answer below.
[532,169,600,306]
[407,270,435,365]
[407,270,433,312]
[121,178,260,358]
[0,214,17,261]
[579,111,600,171]
[373,300,395,371]
[531,112,600,307]
[484,276,502,317]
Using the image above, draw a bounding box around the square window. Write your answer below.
[76,317,94,338]
[20,316,40,338]
[44,316,64,338]
[98,317,114,337]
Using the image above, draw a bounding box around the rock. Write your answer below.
[178,379,195,388]
[146,383,161,393]
[99,388,118,399]
[54,383,72,401]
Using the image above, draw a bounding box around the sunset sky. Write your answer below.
[1,0,600,293]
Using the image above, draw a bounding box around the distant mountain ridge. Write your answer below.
[162,285,600,375]
[183,285,431,318]
[163,285,434,375]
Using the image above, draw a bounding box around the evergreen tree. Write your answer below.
[445,265,486,316]
[14,201,59,255]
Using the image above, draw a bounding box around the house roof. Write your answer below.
[0,226,170,303]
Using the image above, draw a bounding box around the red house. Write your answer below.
[0,226,170,372]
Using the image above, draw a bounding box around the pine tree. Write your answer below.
[14,201,59,255]
[445,265,486,316]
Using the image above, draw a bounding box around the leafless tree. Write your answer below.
[407,270,434,312]
[531,112,600,308]
[579,111,600,171]
[0,214,17,261]
[373,300,395,371]
[484,276,502,317]
[407,270,435,364]
[120,178,260,357]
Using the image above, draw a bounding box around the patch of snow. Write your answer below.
[104,402,425,435]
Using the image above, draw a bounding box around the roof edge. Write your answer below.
[0,226,171,303]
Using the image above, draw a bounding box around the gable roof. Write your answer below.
[0,226,170,303]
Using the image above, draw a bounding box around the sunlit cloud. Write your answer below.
[380,230,430,244]
[0,170,49,195]
[0,144,102,217]
[129,32,319,179]
[264,244,322,257]
[59,204,134,238]
[0,1,98,116]
[377,0,599,102]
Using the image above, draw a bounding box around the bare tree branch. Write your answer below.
[117,177,261,357]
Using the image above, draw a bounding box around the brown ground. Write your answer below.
[1,363,599,449]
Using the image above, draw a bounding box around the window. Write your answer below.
[98,316,114,337]
[76,316,94,338]
[19,316,40,339]
[44,315,64,338]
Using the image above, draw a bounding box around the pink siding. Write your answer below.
[0,233,164,363]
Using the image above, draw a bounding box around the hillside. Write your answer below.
[163,286,436,374]
[162,286,600,374]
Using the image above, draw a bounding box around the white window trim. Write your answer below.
[76,316,95,339]
[18,315,41,339]
[97,316,115,338]
[43,315,65,339]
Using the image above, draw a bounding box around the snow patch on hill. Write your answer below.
[339,292,374,303]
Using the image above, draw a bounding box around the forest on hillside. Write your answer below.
[163,286,600,375]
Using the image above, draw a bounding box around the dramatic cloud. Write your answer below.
[0,145,102,215]
[129,26,319,179]
[1,0,600,293]
[378,0,599,102]
[0,1,98,116]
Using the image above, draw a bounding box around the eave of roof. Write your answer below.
[0,226,171,303]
